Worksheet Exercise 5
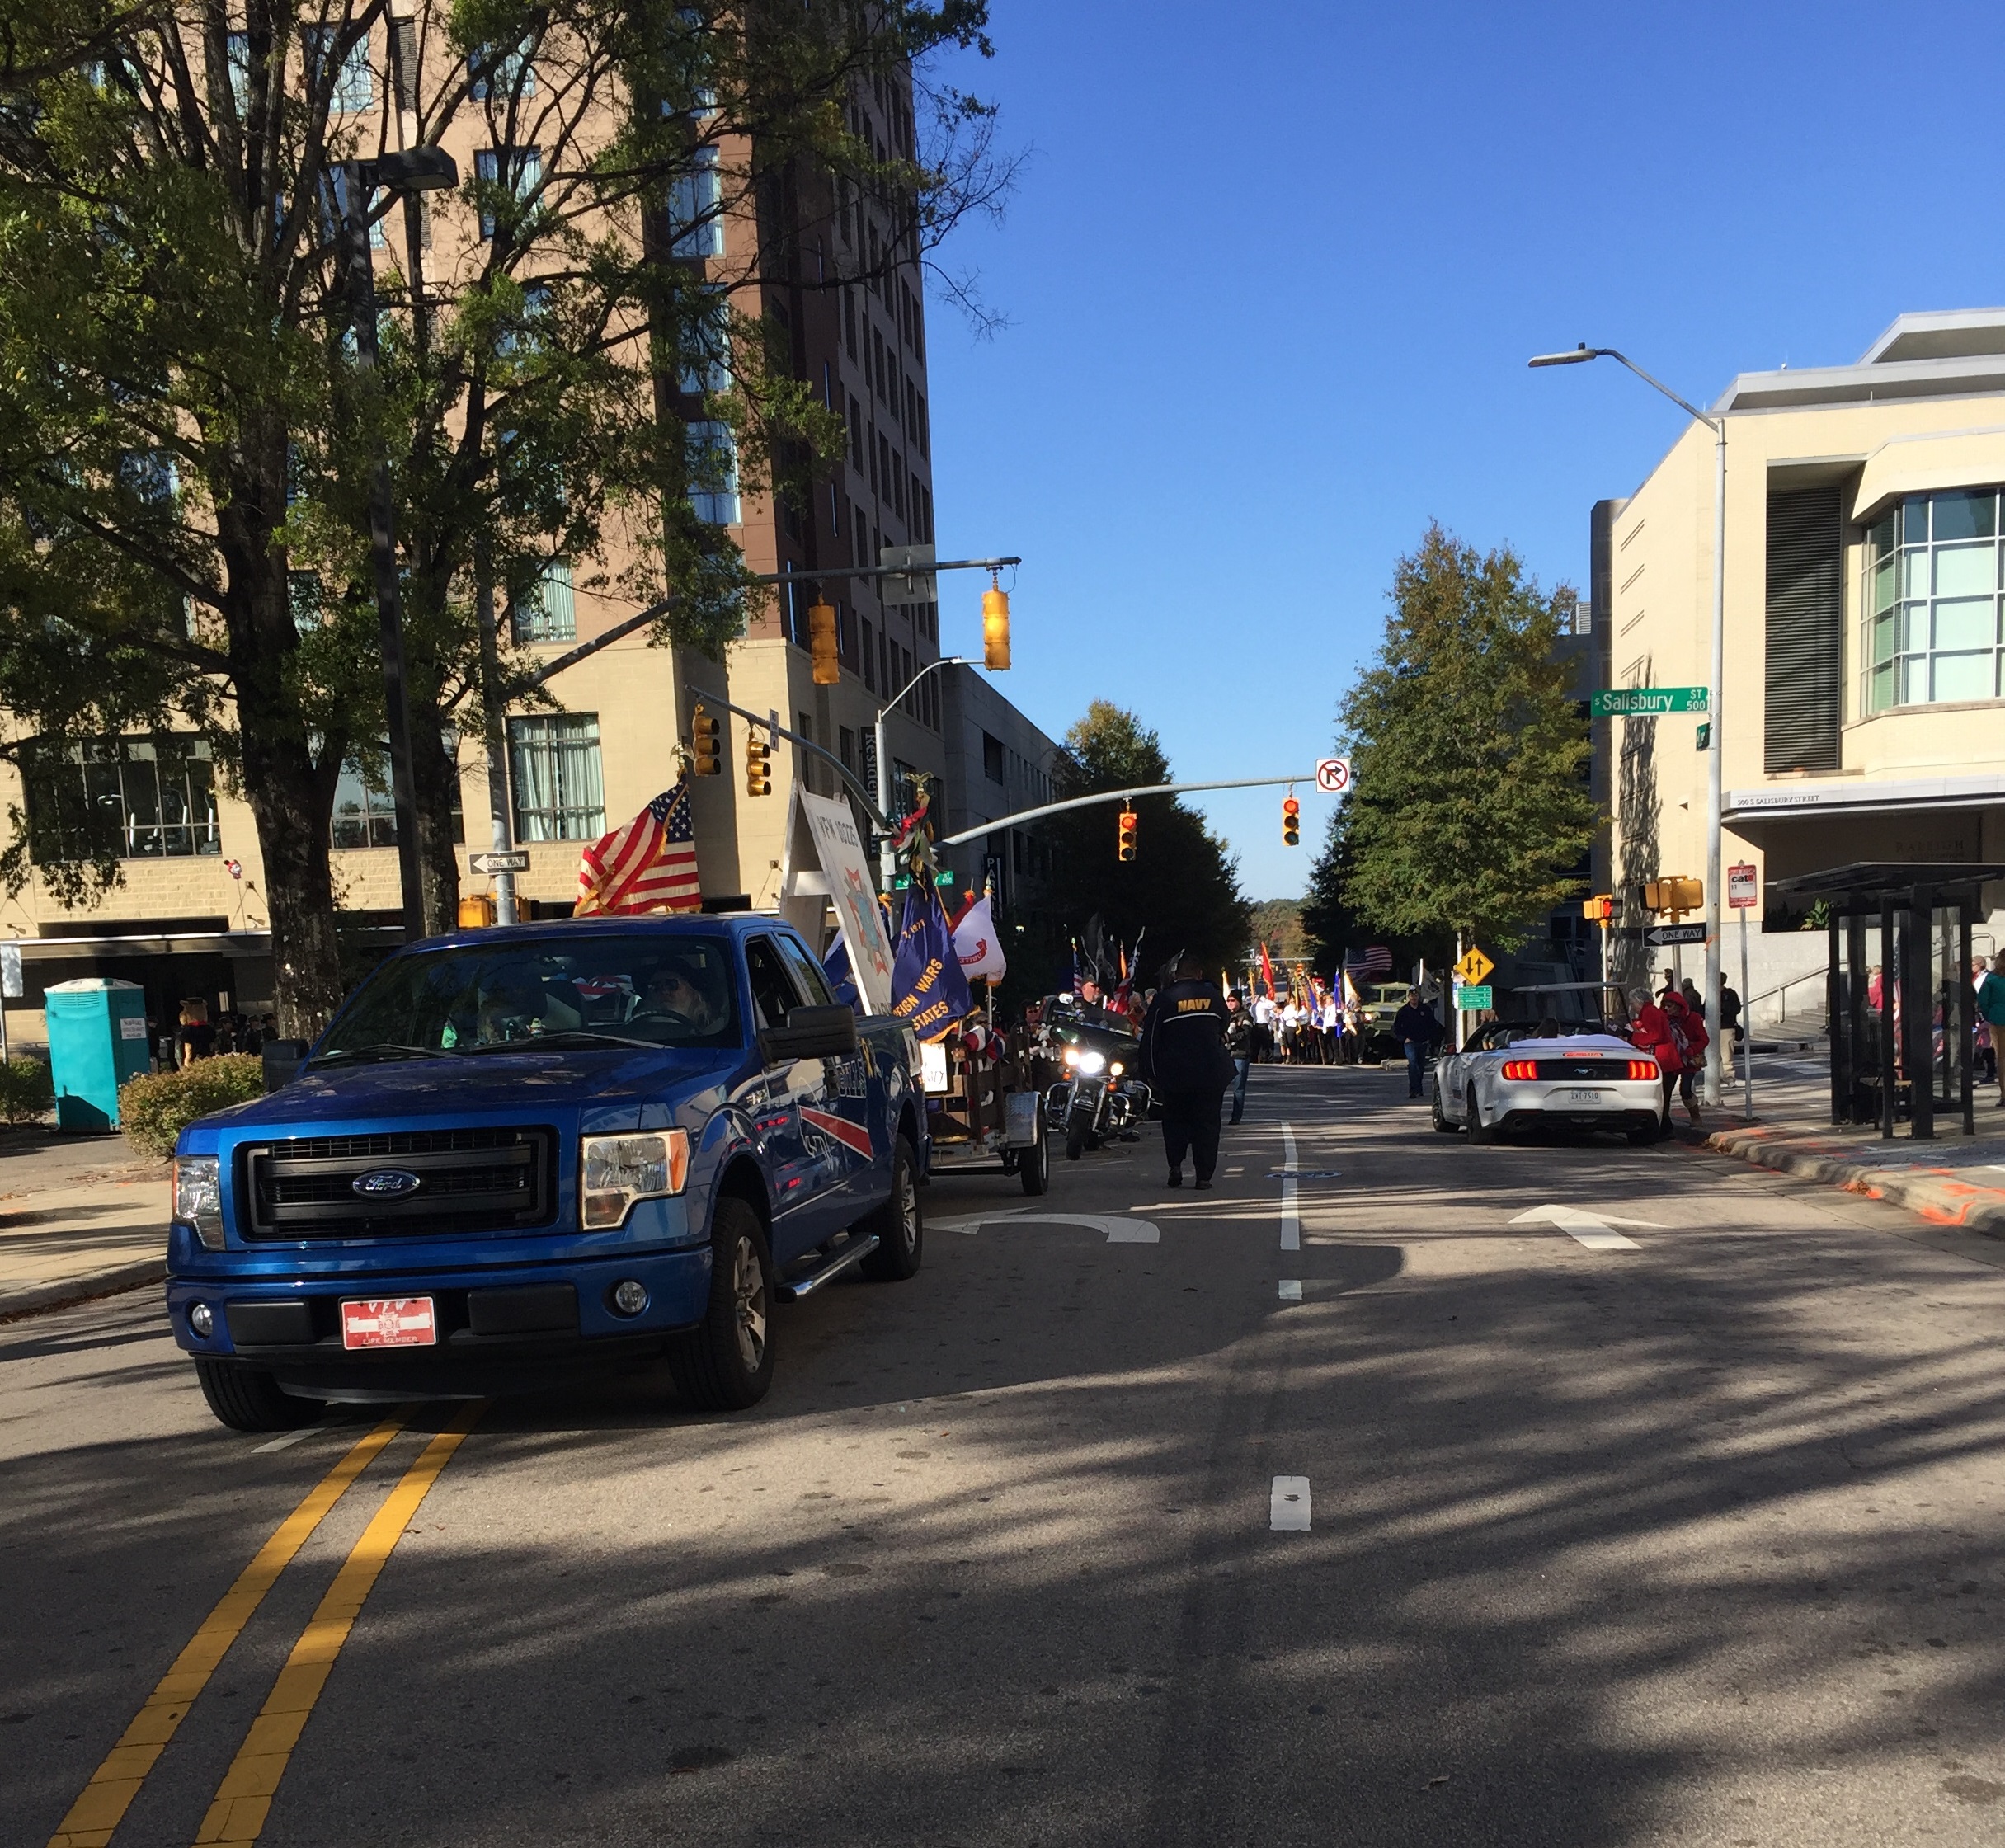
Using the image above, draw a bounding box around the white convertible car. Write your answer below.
[1431,1022,1664,1145]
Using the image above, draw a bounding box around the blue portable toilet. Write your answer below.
[46,979,153,1132]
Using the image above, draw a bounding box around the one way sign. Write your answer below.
[469,850,531,875]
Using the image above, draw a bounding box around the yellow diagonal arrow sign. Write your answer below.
[1455,946,1494,985]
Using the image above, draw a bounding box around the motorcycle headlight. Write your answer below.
[172,1155,224,1251]
[1075,1050,1106,1075]
[1062,1046,1080,1065]
[581,1130,690,1230]
[1108,1060,1124,1077]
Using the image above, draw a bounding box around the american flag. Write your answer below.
[574,776,702,916]
[1345,946,1393,976]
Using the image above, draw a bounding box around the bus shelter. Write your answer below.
[1769,862,2004,1140]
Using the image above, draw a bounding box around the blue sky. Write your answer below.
[918,0,2005,901]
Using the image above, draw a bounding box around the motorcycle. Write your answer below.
[1038,1006,1152,1160]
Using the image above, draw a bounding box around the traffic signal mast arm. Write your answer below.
[685,689,891,826]
[934,774,1327,849]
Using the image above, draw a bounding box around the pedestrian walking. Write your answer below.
[1628,987,1679,1134]
[1223,990,1253,1125]
[1720,980,1743,1060]
[1138,954,1235,1190]
[1391,990,1442,1100]
[1979,954,2005,1107]
[1662,984,1707,1126]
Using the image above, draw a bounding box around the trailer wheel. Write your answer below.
[1019,1120,1049,1196]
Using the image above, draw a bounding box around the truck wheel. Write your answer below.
[859,1136,923,1281]
[669,1199,775,1412]
[194,1358,322,1434]
[1019,1121,1049,1196]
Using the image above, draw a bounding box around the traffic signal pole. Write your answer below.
[933,774,1328,849]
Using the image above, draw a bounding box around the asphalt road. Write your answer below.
[7,1063,2005,1846]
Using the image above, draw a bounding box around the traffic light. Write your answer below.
[1117,809,1137,861]
[746,731,771,797]
[690,703,722,776]
[1282,796,1301,847]
[1644,877,1701,915]
[808,595,840,685]
[982,578,1011,671]
[1581,893,1613,922]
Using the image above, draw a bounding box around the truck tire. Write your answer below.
[1019,1121,1049,1196]
[669,1198,776,1412]
[859,1136,923,1281]
[193,1358,322,1433]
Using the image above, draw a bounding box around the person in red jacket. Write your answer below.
[1628,987,1678,1136]
[1660,985,1707,1126]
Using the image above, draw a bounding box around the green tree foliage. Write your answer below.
[1045,701,1249,983]
[1299,802,1441,979]
[1245,897,1304,962]
[1330,524,1593,951]
[0,0,1005,1029]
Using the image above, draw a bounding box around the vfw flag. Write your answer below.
[574,774,702,916]
[952,894,1005,981]
[892,882,975,1042]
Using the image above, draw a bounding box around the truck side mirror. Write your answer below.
[758,1004,859,1066]
[262,1039,309,1092]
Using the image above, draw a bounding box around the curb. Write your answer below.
[1706,1124,2005,1236]
[0,1259,165,1323]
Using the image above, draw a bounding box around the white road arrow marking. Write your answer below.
[1508,1204,1664,1251]
[1270,1475,1311,1531]
[1280,1121,1300,1252]
[932,1211,1160,1244]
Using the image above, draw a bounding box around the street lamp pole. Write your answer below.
[337,149,459,945]
[1530,343,1728,1108]
[873,655,968,891]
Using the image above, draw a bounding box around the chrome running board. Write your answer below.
[776,1232,880,1301]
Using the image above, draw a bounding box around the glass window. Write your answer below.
[668,146,724,256]
[226,31,251,115]
[318,931,744,1059]
[331,756,397,849]
[511,561,576,643]
[469,39,535,101]
[474,147,541,240]
[773,933,836,1008]
[743,938,804,1032]
[1861,487,2004,712]
[509,714,604,841]
[686,420,739,524]
[677,292,731,394]
[25,736,220,862]
[304,27,372,111]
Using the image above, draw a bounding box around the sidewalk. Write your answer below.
[1697,1052,2005,1236]
[0,1129,170,1319]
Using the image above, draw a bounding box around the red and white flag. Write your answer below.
[574,774,702,917]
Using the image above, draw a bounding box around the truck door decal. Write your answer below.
[799,1107,873,1160]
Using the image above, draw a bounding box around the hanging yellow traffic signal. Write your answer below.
[746,731,771,797]
[1282,796,1301,847]
[808,595,840,685]
[690,702,722,775]
[982,576,1011,671]
[1117,809,1137,861]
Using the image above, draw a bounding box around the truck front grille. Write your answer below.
[239,1126,558,1241]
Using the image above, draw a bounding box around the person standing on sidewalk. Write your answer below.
[1391,991,1443,1100]
[1979,954,2005,1107]
[1139,955,1235,1189]
[1223,991,1253,1125]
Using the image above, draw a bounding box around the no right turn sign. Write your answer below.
[1315,758,1351,793]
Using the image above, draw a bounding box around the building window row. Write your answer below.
[1862,488,2005,713]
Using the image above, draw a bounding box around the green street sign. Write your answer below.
[892,870,956,890]
[1455,984,1493,1010]
[1591,686,1709,717]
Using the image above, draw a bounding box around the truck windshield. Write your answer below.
[318,933,743,1060]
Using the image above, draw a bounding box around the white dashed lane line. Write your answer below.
[1279,1121,1300,1252]
[1278,1279,1302,1301]
[1270,1476,1311,1531]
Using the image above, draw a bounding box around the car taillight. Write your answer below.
[1627,1060,1658,1080]
[1499,1060,1538,1080]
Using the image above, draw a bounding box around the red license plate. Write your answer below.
[341,1297,437,1350]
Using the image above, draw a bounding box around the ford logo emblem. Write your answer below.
[351,1169,421,1199]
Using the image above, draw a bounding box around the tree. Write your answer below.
[1044,701,1249,982]
[1331,523,1593,952]
[1245,897,1304,962]
[1299,801,1443,981]
[0,0,1007,1030]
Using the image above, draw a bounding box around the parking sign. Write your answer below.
[1728,863,1758,910]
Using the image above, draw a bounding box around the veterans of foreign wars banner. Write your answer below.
[892,882,976,1042]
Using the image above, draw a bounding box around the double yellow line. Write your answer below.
[48,1404,482,1848]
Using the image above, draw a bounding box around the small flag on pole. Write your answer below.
[574,774,702,916]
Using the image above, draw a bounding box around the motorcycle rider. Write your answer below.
[1138,954,1235,1189]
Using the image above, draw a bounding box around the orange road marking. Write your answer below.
[45,1418,403,1848]
[192,1402,484,1846]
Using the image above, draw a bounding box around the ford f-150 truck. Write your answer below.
[164,915,927,1431]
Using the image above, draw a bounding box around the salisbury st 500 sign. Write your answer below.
[1590,686,1710,718]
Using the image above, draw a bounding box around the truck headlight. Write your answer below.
[172,1156,224,1251]
[581,1131,690,1230]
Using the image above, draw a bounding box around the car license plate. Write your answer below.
[341,1297,437,1349]
[1565,1089,1609,1104]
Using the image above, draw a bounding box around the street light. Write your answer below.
[874,655,968,890]
[1530,341,1728,1107]
[337,148,460,944]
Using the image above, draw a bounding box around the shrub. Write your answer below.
[0,1056,53,1126]
[119,1055,265,1159]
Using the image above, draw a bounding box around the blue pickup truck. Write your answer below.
[164,915,927,1431]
